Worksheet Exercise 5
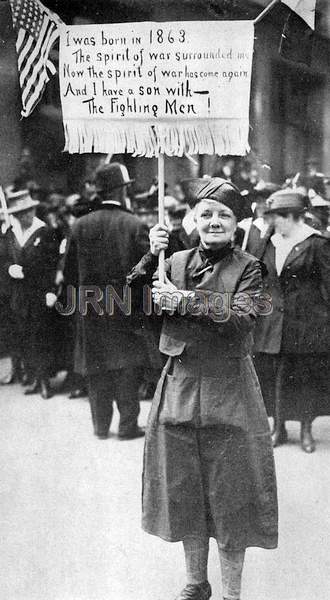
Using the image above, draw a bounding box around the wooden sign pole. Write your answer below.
[158,153,165,284]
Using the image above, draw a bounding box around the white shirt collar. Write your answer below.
[11,216,45,247]
[271,223,318,275]
[271,223,318,248]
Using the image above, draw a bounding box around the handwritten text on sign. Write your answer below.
[59,21,254,122]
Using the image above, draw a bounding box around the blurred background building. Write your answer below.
[1,0,330,193]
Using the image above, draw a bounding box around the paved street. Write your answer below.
[1,358,330,600]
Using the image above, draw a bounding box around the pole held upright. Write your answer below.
[158,153,165,284]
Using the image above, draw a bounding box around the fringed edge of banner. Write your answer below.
[63,119,250,157]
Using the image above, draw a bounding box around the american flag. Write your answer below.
[9,0,63,118]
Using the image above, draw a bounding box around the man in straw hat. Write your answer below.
[62,162,149,440]
[1,189,60,398]
[127,177,278,600]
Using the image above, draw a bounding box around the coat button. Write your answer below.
[295,246,299,251]
[279,307,284,312]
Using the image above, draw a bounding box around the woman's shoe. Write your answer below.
[175,581,212,600]
[301,421,315,453]
[21,372,33,386]
[40,379,53,400]
[272,424,288,447]
[24,380,41,395]
[68,388,87,399]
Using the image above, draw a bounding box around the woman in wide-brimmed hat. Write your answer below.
[127,177,278,600]
[1,190,60,398]
[253,189,330,453]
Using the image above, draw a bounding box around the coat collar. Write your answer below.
[182,243,234,281]
[170,245,248,294]
[198,242,233,265]
[98,202,133,215]
[270,223,318,249]
[270,224,321,275]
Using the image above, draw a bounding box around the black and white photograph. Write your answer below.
[0,1,329,599]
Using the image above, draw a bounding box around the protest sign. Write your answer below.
[59,21,254,156]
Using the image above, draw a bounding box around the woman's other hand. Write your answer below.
[152,275,181,312]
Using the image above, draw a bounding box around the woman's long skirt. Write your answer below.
[142,353,278,551]
[254,353,330,421]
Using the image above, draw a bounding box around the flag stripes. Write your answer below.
[9,0,63,118]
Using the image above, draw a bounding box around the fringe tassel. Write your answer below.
[63,119,250,157]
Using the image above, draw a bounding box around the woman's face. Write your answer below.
[195,199,236,249]
[273,212,296,237]
[16,208,35,229]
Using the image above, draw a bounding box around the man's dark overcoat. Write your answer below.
[63,204,150,376]
[253,232,330,419]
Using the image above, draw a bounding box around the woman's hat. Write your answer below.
[265,189,309,214]
[310,194,330,208]
[181,177,250,220]
[180,177,211,207]
[94,162,134,195]
[5,189,39,214]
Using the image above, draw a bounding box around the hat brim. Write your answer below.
[264,205,306,215]
[7,200,40,214]
[311,197,330,207]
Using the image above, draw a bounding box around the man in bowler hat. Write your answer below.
[62,162,149,439]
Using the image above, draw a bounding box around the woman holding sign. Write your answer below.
[127,178,278,600]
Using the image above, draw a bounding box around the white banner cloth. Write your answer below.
[59,21,254,156]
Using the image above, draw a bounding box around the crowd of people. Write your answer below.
[0,154,329,447]
[1,152,330,600]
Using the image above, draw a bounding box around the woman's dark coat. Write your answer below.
[254,233,330,355]
[128,246,278,550]
[2,224,60,376]
[253,231,330,419]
